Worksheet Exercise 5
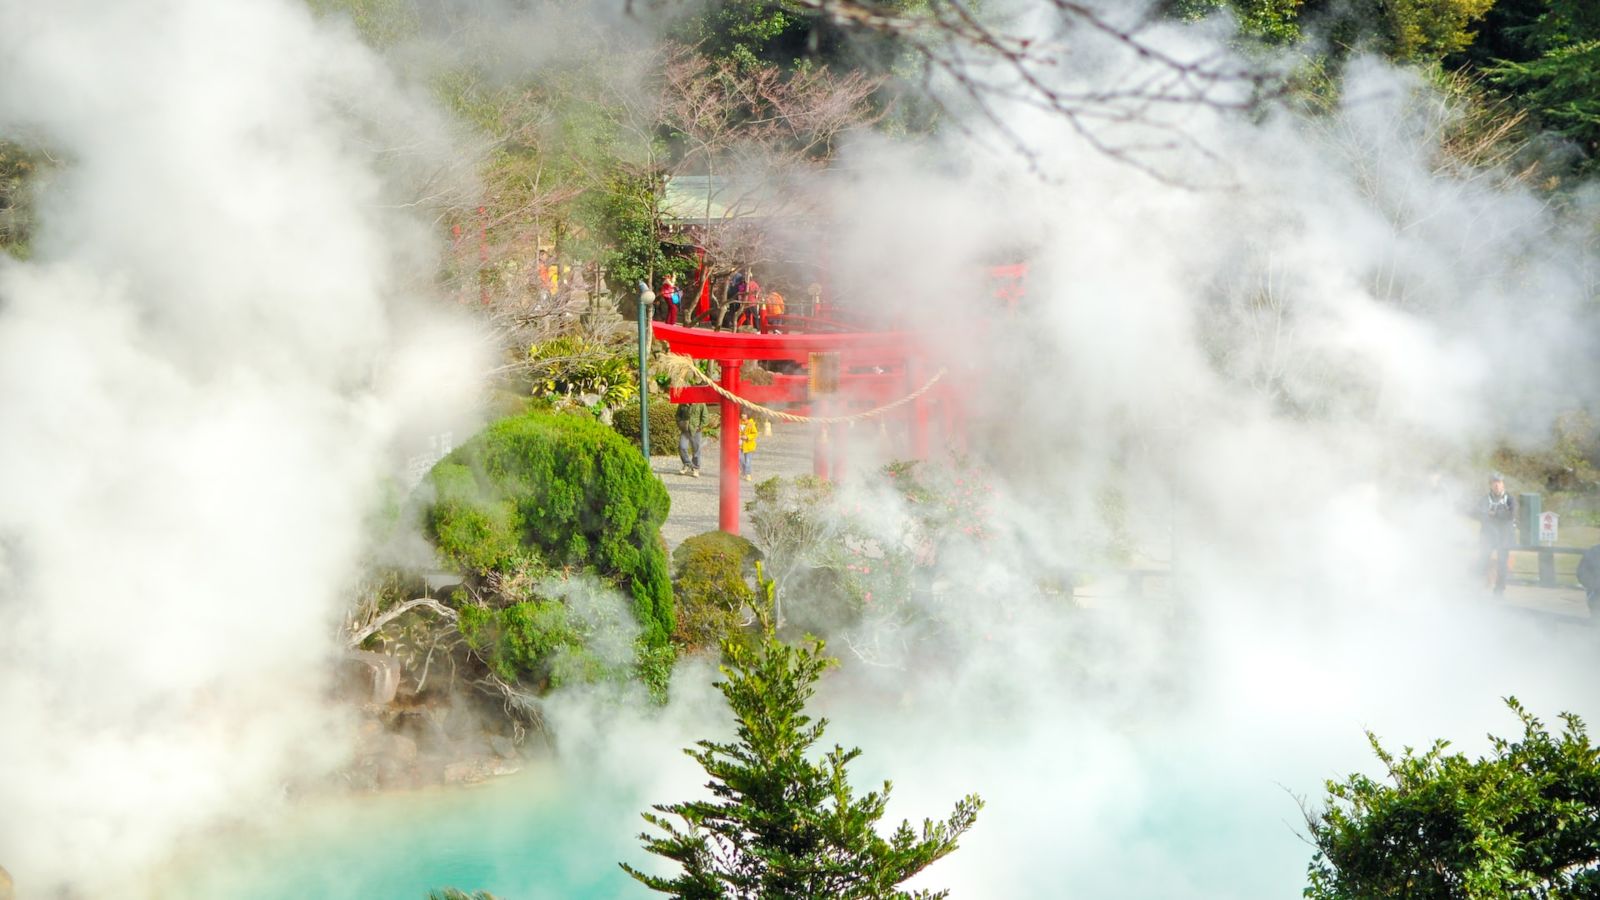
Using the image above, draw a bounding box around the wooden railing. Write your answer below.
[1509,545,1588,588]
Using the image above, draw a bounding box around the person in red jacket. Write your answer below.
[660,273,680,324]
[734,270,761,330]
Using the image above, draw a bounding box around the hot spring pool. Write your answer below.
[165,767,644,900]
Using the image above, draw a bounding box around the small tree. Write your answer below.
[1305,697,1600,899]
[621,580,981,899]
[670,530,763,654]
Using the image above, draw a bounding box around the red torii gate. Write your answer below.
[651,322,956,534]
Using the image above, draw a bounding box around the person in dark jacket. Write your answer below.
[1478,473,1518,594]
[676,402,707,477]
[717,270,746,330]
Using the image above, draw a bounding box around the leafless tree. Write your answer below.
[641,0,1283,184]
[656,47,882,313]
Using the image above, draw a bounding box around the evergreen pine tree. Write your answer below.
[622,577,981,899]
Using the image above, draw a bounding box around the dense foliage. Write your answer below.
[0,140,44,260]
[614,396,681,456]
[457,594,590,689]
[426,409,674,648]
[582,168,683,299]
[1492,410,1600,494]
[1479,0,1600,167]
[670,530,763,653]
[1175,0,1600,173]
[621,591,982,898]
[1306,698,1600,898]
[525,334,640,411]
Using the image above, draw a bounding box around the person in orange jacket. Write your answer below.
[761,287,785,332]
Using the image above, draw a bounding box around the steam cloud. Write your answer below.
[3,0,1597,897]
[0,0,481,892]
[557,7,1600,900]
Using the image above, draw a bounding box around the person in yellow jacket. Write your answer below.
[739,413,759,481]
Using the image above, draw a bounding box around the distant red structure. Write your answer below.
[989,263,1028,309]
[652,263,1026,534]
[652,324,962,535]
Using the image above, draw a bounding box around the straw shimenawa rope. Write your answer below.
[657,352,946,426]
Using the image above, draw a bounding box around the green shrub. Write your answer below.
[425,409,675,647]
[1306,698,1600,898]
[671,531,762,654]
[613,396,679,455]
[428,462,520,571]
[484,389,551,421]
[526,335,638,410]
[458,598,603,689]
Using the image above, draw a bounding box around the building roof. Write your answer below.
[660,175,784,225]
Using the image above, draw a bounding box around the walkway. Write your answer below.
[1500,583,1591,620]
[655,422,816,550]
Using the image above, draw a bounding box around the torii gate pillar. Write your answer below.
[718,360,742,534]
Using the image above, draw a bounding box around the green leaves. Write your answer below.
[1306,698,1600,898]
[1489,38,1600,165]
[424,410,675,649]
[623,605,981,898]
[671,531,763,654]
[1383,0,1497,61]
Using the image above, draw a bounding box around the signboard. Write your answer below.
[808,352,840,395]
[1539,511,1559,544]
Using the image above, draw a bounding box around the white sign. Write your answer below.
[1539,511,1559,544]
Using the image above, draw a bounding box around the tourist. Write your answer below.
[763,285,785,332]
[676,402,707,477]
[533,249,552,302]
[739,413,759,481]
[736,270,761,329]
[660,273,680,324]
[539,250,559,297]
[1478,473,1518,594]
[719,269,746,330]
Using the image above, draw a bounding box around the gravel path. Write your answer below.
[655,421,816,550]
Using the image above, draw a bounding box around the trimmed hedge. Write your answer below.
[426,410,674,647]
[613,396,679,456]
[671,531,762,654]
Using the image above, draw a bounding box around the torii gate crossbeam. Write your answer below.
[650,323,942,535]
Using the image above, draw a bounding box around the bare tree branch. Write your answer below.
[346,597,460,650]
[679,0,1290,182]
